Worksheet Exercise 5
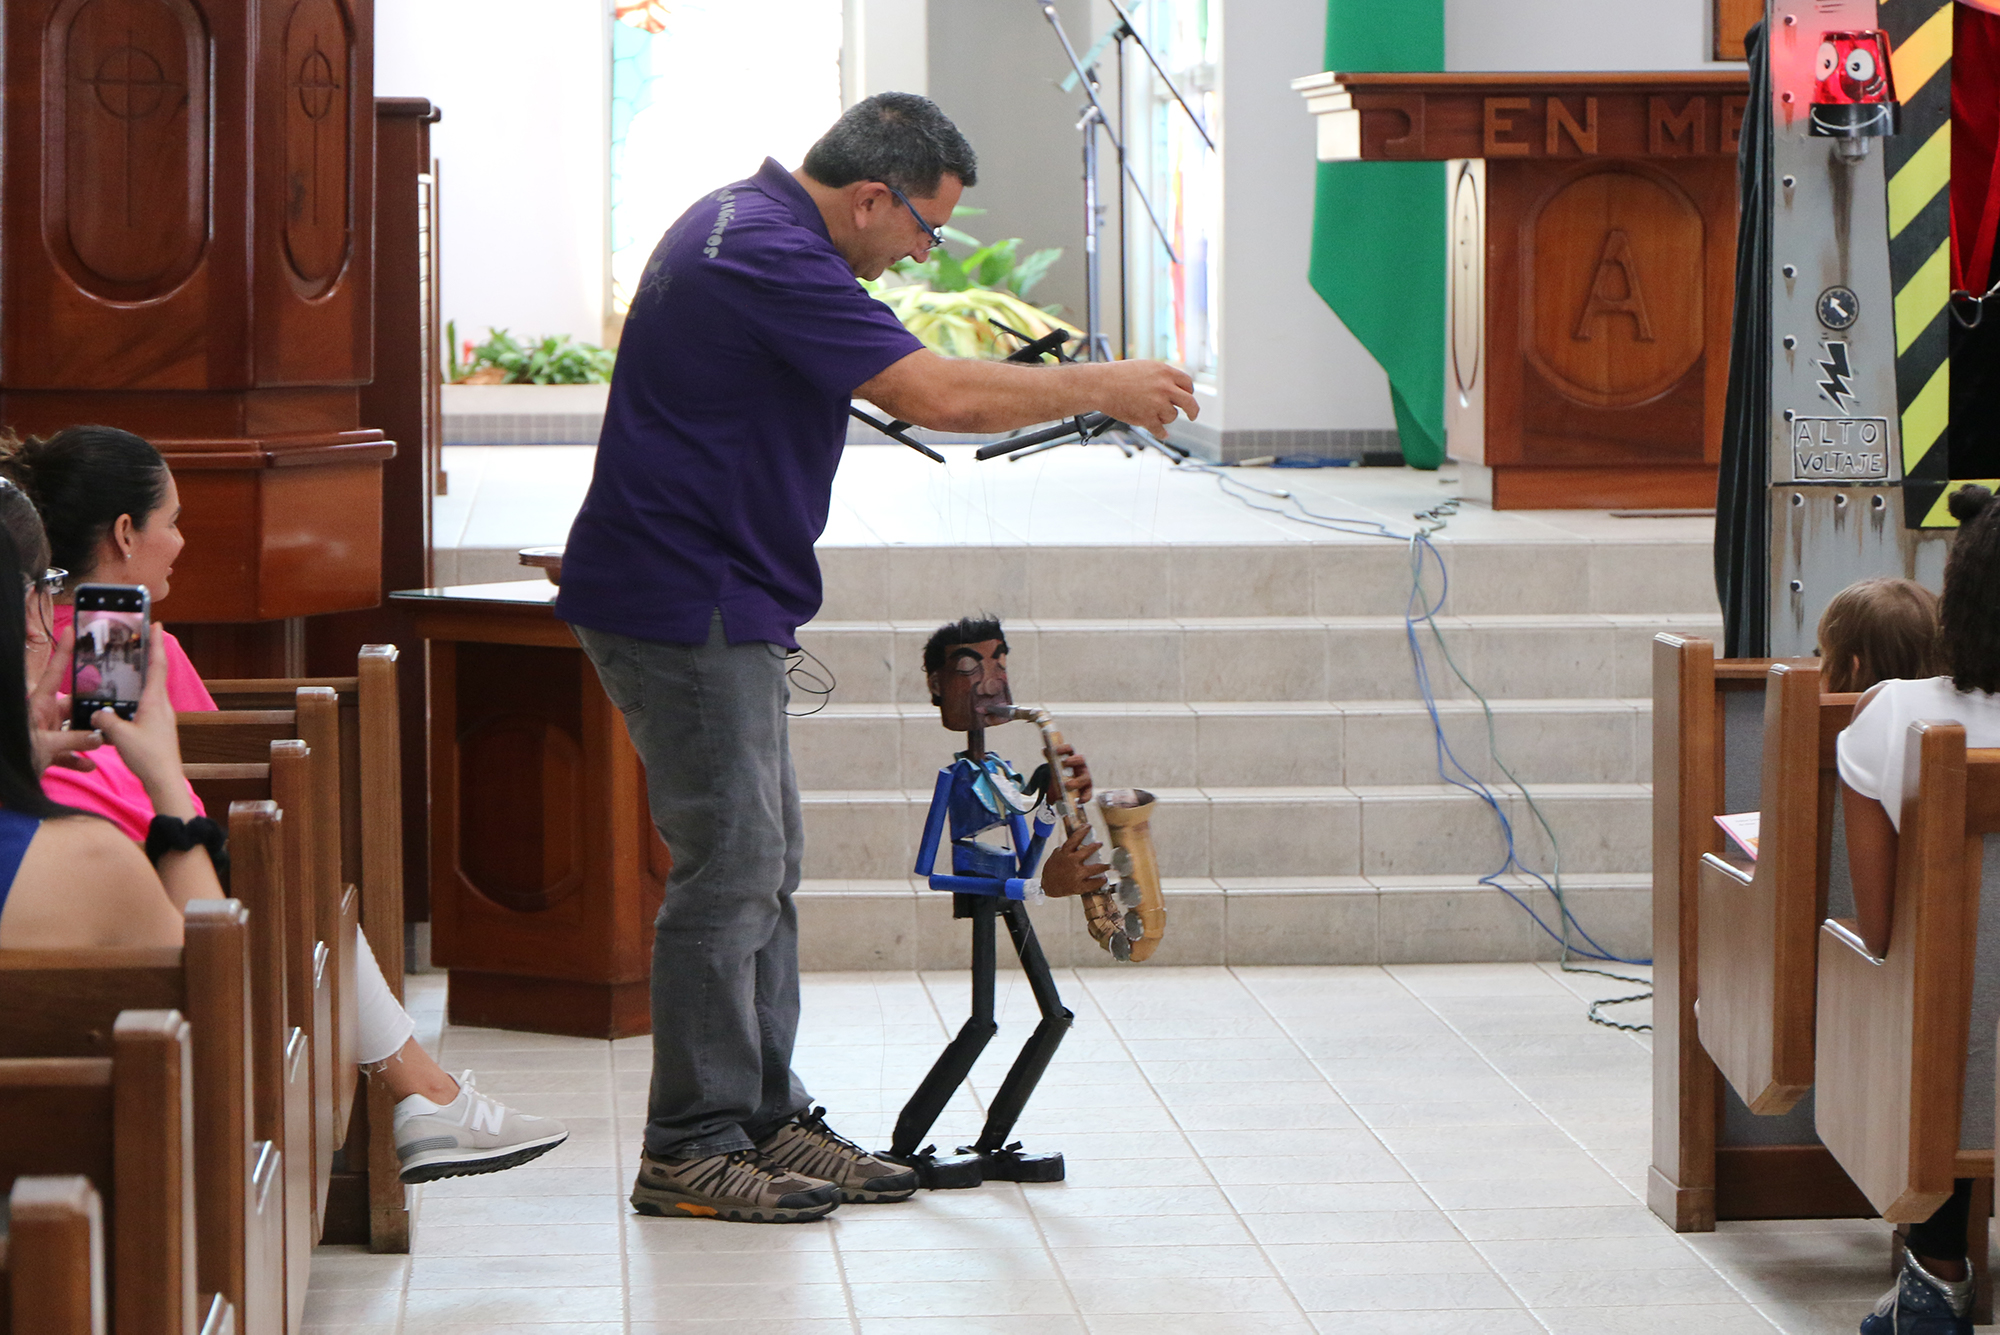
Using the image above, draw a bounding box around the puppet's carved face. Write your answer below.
[928,638,1012,732]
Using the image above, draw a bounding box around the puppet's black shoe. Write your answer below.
[878,1146,984,1190]
[968,1142,1064,1182]
[1859,1256,1973,1334]
[757,1107,918,1203]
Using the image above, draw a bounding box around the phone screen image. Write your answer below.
[72,607,147,723]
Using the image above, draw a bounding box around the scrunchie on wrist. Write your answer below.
[145,815,230,882]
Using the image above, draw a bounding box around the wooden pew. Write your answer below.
[3,1175,105,1335]
[1696,662,1860,1112]
[0,1011,206,1335]
[1652,633,1768,1228]
[206,649,402,933]
[181,691,360,1150]
[186,742,346,1243]
[1,1190,235,1335]
[186,744,341,1333]
[1816,720,2000,1220]
[0,902,280,1335]
[1650,633,1876,1230]
[206,648,410,1252]
[178,714,318,1313]
[226,803,312,1335]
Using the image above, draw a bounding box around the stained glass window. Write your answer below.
[608,0,843,315]
[1127,0,1219,378]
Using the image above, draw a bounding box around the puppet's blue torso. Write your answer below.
[945,753,1037,880]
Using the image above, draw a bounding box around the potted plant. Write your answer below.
[446,324,617,384]
[864,213,1079,359]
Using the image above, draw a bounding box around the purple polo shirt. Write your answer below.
[556,158,922,648]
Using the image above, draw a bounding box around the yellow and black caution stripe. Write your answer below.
[1916,478,2000,526]
[1881,0,1955,526]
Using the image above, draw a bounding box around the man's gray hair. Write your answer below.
[802,92,978,196]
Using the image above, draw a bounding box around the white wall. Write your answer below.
[378,0,919,351]
[376,0,608,348]
[926,0,1107,332]
[1446,0,1729,72]
[845,0,928,103]
[1210,0,1395,434]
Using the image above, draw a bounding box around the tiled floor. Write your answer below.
[307,963,1897,1334]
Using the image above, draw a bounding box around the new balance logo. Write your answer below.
[470,1097,506,1137]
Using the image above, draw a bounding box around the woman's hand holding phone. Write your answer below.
[29,623,99,774]
[91,631,195,820]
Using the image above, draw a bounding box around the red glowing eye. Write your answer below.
[1845,47,1877,83]
[1816,42,1839,80]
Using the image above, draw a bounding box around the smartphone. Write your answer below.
[70,584,150,729]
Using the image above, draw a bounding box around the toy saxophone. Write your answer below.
[1004,706,1166,962]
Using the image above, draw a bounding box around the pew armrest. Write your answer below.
[198,1292,235,1335]
[1822,918,1885,966]
[1699,852,1754,887]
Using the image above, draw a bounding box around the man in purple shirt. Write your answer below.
[560,93,1195,1224]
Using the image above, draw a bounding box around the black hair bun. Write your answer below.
[1949,484,1994,525]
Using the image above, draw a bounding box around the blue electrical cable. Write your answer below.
[1403,532,1638,962]
[1184,462,1654,1030]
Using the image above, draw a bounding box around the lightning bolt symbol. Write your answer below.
[1816,341,1856,415]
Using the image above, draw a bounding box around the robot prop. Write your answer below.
[1741,0,2000,654]
[882,618,1165,1190]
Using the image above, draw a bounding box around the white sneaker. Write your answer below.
[392,1070,568,1184]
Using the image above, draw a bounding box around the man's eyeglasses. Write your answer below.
[875,181,944,249]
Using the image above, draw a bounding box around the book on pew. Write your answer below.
[1715,811,1760,859]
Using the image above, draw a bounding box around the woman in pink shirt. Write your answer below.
[2,425,566,1185]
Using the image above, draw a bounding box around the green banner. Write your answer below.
[1307,1,1446,469]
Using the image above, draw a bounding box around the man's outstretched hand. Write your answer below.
[1041,823,1111,899]
[856,349,1199,442]
[1096,360,1198,439]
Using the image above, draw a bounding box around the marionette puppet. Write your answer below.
[882,615,1110,1188]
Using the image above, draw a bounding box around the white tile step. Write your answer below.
[815,539,1718,621]
[793,873,1653,970]
[798,782,1651,881]
[794,613,1721,704]
[789,698,1651,790]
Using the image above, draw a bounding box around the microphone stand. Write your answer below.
[871,8,1212,467]
[972,321,1188,465]
[1037,2,1179,365]
[1004,1,1207,464]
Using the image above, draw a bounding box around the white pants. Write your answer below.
[355,926,416,1066]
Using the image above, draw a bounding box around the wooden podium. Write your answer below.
[0,0,392,657]
[1297,72,1749,509]
[392,579,668,1040]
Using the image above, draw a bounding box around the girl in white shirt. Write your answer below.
[1835,484,2000,1334]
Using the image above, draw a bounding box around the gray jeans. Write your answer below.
[574,612,810,1160]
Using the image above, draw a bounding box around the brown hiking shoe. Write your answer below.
[756,1107,919,1203]
[630,1148,839,1223]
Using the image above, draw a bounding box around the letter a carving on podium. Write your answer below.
[1575,230,1657,342]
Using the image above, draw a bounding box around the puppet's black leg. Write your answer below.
[885,895,996,1187]
[966,900,1072,1182]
